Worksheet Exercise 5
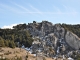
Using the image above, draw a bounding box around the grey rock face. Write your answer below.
[54,24,65,38]
[65,31,80,50]
[54,24,80,50]
[26,21,80,57]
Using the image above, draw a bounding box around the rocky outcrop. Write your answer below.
[53,24,80,50]
[54,24,65,38]
[25,21,80,58]
[65,31,80,50]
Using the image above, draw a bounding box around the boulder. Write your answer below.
[65,31,80,50]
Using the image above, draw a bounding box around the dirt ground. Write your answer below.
[0,47,27,60]
[0,47,68,60]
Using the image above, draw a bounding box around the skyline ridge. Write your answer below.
[1,20,80,29]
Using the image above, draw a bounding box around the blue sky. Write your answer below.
[0,0,80,28]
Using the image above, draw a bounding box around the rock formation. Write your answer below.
[65,31,80,50]
[25,21,80,58]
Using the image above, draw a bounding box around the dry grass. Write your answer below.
[0,47,27,60]
[0,47,68,60]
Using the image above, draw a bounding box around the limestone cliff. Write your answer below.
[53,24,80,50]
[65,31,80,50]
[26,21,80,57]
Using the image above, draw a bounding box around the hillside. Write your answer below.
[0,25,33,48]
[25,21,80,60]
[0,21,80,60]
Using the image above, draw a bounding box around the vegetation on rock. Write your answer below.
[61,24,80,38]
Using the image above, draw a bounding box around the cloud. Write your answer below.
[0,3,22,13]
[13,3,44,18]
[0,2,78,16]
[39,12,77,15]
[29,4,43,14]
[51,5,78,15]
[11,2,42,15]
[62,4,78,16]
[1,23,23,29]
[53,5,61,13]
[0,2,43,18]
[62,4,68,10]
[13,3,30,12]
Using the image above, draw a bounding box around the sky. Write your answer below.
[0,0,80,28]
